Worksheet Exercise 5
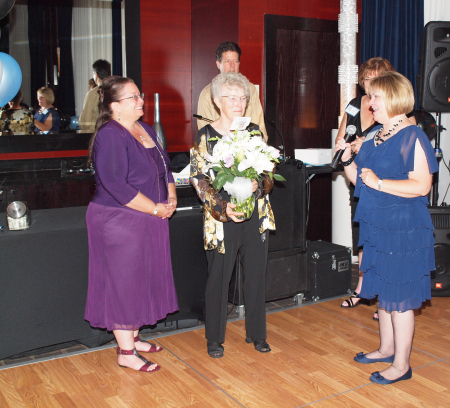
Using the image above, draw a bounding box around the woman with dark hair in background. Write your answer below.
[336,72,438,384]
[336,58,395,317]
[85,76,178,373]
[0,89,33,135]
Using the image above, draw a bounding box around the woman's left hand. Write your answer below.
[251,179,258,193]
[360,168,379,190]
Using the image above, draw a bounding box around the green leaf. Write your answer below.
[273,174,286,181]
[212,166,222,172]
[213,171,230,191]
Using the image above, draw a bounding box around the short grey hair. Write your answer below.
[211,72,250,100]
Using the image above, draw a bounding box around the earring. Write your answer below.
[118,112,121,121]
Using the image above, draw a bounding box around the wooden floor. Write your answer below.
[1,296,449,408]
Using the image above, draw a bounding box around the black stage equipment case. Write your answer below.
[307,240,352,301]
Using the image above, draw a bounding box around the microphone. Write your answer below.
[193,114,213,123]
[330,125,357,169]
[267,119,286,160]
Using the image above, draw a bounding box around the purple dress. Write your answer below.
[84,120,178,331]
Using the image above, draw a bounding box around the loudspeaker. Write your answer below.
[429,206,450,296]
[418,21,450,112]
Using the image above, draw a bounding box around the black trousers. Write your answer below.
[205,208,269,344]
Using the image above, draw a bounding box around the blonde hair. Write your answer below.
[369,72,415,117]
[358,57,395,88]
[37,87,55,105]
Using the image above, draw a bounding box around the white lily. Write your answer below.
[238,149,274,174]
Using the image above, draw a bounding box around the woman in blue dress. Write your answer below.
[33,87,61,134]
[336,71,438,385]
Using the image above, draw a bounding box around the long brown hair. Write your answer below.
[87,76,134,167]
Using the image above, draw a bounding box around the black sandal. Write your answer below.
[341,291,361,308]
[207,340,224,358]
[246,335,271,353]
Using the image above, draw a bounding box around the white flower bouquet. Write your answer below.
[204,129,285,219]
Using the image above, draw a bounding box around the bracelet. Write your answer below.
[341,152,356,167]
[378,179,383,191]
[152,205,158,216]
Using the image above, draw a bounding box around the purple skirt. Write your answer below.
[85,202,178,331]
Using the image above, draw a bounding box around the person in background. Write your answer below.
[197,41,267,140]
[0,89,33,135]
[79,59,111,132]
[336,71,438,384]
[34,87,61,134]
[191,72,275,358]
[88,78,96,90]
[336,58,395,320]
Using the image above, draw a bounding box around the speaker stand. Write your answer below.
[432,112,446,206]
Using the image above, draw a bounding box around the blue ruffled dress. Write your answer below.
[354,125,439,312]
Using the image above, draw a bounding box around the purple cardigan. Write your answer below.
[91,120,174,208]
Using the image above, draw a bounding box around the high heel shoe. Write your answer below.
[245,335,271,353]
[370,366,412,384]
[134,335,163,353]
[117,347,160,372]
[341,291,362,308]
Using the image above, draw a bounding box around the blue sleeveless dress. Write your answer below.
[354,125,439,312]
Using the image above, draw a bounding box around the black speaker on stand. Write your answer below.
[429,206,450,297]
[418,21,450,205]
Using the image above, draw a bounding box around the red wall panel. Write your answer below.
[140,0,192,152]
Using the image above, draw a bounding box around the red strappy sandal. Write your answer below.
[117,347,160,372]
[134,335,163,353]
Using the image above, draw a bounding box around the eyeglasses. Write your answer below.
[221,95,248,103]
[118,93,145,102]
[223,59,240,65]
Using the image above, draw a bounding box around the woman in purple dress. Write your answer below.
[85,76,178,373]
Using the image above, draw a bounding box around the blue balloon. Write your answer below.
[70,116,79,129]
[0,52,22,107]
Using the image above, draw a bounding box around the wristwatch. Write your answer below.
[152,205,158,216]
[378,179,383,191]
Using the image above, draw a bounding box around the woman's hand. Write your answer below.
[335,137,352,162]
[165,197,177,218]
[251,179,258,193]
[350,136,365,154]
[226,202,244,223]
[360,168,379,190]
[154,203,174,219]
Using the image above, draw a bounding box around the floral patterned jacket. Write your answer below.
[190,124,276,254]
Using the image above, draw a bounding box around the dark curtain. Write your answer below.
[0,14,9,54]
[57,1,75,116]
[361,0,424,108]
[112,1,122,76]
[28,1,46,110]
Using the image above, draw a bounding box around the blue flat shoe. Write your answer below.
[370,367,412,384]
[354,351,395,364]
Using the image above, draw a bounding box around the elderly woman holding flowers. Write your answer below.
[191,72,281,358]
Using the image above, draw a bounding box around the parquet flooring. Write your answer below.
[1,296,449,407]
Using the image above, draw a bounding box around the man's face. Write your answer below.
[216,51,240,73]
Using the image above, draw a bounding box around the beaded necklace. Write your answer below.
[374,116,405,146]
